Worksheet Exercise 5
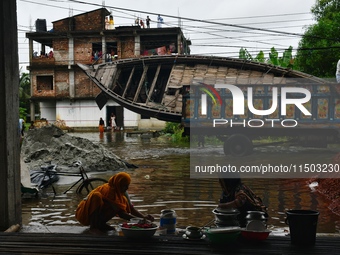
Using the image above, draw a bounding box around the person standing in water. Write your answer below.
[110,113,117,130]
[99,117,105,133]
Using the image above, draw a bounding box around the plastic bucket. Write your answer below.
[285,210,319,245]
[160,209,177,234]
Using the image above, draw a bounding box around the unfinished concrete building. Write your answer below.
[26,8,190,129]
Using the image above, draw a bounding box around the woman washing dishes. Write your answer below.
[217,178,268,227]
[75,172,154,232]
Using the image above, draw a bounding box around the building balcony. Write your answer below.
[31,57,55,67]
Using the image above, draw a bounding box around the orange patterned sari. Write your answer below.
[75,172,132,225]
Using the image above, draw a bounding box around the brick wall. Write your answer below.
[55,70,69,98]
[53,39,69,65]
[53,9,105,32]
[74,11,103,31]
[74,39,93,63]
[74,70,100,97]
[121,37,135,58]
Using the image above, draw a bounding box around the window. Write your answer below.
[37,75,53,90]
[92,42,102,55]
[106,42,117,56]
[91,42,117,62]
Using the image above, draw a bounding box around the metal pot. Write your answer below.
[245,211,267,226]
[212,209,240,226]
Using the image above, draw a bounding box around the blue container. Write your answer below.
[160,209,177,234]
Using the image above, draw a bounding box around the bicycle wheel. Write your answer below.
[40,184,57,198]
[76,178,107,195]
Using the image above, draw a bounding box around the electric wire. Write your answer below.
[17,0,325,65]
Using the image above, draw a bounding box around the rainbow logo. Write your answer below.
[199,83,222,115]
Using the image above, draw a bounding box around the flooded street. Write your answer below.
[22,131,340,234]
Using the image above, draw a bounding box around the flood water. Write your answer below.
[22,131,340,234]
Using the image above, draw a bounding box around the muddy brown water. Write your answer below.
[22,131,340,234]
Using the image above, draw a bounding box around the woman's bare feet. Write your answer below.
[89,227,105,235]
[99,223,115,231]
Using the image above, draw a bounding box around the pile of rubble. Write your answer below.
[21,125,127,172]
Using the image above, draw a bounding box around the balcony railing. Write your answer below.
[31,57,55,66]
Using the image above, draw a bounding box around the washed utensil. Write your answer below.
[182,234,206,241]
[246,211,267,226]
[212,208,240,226]
[214,207,239,214]
[185,226,203,239]
[182,226,206,240]
[241,229,271,241]
[246,220,266,231]
[204,227,241,244]
[130,217,144,224]
[120,222,158,239]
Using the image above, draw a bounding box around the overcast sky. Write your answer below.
[17,0,316,70]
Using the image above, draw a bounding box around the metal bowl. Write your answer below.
[212,209,240,226]
[214,208,239,214]
[120,223,158,239]
[129,217,145,224]
[185,226,203,239]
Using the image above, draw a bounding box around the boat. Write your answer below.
[78,55,328,123]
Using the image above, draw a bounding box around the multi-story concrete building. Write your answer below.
[26,8,190,130]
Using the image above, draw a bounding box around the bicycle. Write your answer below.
[31,160,107,196]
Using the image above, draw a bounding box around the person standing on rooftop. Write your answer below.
[157,14,163,28]
[146,16,151,28]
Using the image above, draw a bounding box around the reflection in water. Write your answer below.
[22,132,340,234]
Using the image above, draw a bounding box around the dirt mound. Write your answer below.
[21,125,127,172]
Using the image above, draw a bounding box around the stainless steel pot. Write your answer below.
[212,208,240,226]
[245,211,267,226]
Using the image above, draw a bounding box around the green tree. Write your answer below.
[281,46,294,68]
[268,47,279,66]
[295,0,340,78]
[239,47,294,68]
[19,72,30,120]
[310,0,340,20]
[255,51,265,63]
[239,48,252,61]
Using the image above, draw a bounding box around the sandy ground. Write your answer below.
[21,125,127,176]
